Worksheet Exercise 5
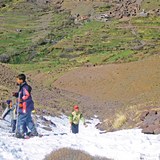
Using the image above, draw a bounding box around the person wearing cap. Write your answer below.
[69,105,87,134]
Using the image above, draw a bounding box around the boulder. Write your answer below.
[140,109,160,134]
[132,45,144,51]
[142,127,154,134]
[0,54,10,63]
[142,124,157,134]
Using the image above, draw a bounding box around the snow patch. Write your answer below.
[0,115,160,160]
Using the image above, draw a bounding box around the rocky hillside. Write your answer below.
[0,0,160,131]
[0,0,159,64]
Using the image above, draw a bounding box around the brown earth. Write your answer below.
[0,63,17,113]
[54,55,160,104]
[53,55,160,130]
[0,55,160,131]
[0,64,16,101]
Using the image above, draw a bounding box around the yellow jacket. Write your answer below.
[69,111,85,125]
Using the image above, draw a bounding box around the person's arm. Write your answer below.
[68,113,73,124]
[2,107,11,119]
[12,92,18,98]
[22,87,30,101]
[80,114,85,125]
[80,114,87,126]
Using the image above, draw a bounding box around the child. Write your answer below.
[13,74,38,138]
[69,105,87,134]
[2,100,28,133]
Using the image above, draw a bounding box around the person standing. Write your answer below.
[69,105,87,134]
[13,74,38,138]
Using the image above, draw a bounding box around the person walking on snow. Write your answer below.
[69,105,87,134]
[13,74,38,138]
[1,99,28,133]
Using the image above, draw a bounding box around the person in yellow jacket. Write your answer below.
[69,105,87,134]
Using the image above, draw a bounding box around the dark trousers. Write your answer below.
[11,120,16,133]
[71,123,79,134]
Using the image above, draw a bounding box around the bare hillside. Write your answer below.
[54,55,160,104]
[0,56,160,131]
[54,55,160,130]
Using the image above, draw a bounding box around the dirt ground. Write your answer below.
[61,1,106,16]
[53,55,160,130]
[54,55,160,104]
[0,55,160,131]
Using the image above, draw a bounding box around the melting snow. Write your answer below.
[0,115,160,160]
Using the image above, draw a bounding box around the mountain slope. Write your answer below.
[0,0,160,65]
[0,0,160,131]
[54,55,160,103]
[54,55,160,130]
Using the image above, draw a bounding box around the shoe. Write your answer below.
[15,132,25,139]
[27,131,38,137]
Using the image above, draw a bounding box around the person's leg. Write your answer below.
[16,113,27,138]
[75,124,79,133]
[26,112,38,136]
[11,120,16,133]
[23,123,28,134]
[71,123,79,134]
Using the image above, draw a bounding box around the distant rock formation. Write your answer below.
[105,0,142,19]
[139,9,149,17]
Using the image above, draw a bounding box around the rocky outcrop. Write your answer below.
[0,54,10,63]
[106,0,142,19]
[140,110,160,134]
